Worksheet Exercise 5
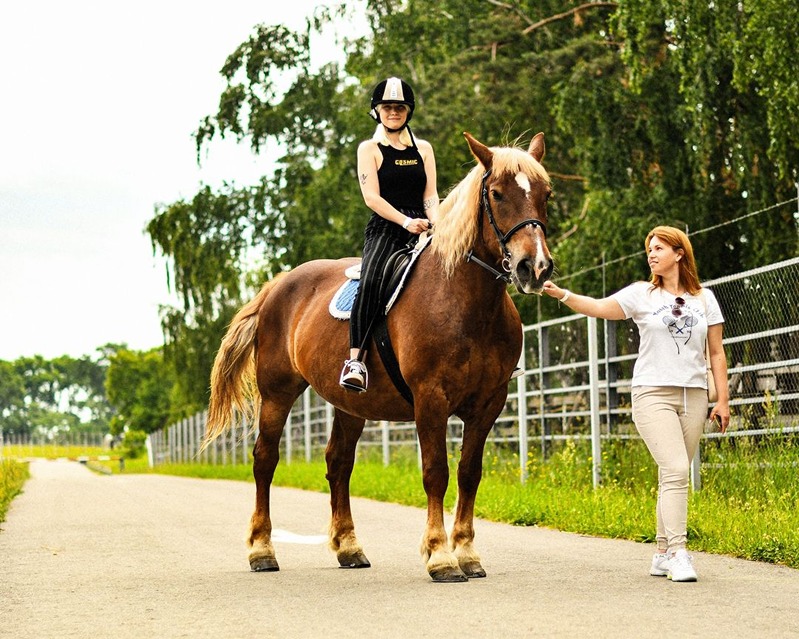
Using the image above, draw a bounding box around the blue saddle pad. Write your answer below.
[330,279,360,320]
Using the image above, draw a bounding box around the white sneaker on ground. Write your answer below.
[667,549,698,582]
[650,552,670,577]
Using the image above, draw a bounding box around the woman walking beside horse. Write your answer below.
[543,226,729,582]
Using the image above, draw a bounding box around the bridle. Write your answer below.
[466,169,548,283]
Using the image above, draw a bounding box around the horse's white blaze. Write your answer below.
[534,234,548,279]
[514,172,532,194]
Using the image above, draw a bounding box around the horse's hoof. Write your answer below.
[429,567,469,583]
[461,563,487,579]
[338,551,371,569]
[250,557,280,572]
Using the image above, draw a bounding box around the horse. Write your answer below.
[202,131,554,582]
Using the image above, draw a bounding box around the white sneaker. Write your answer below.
[339,359,368,393]
[510,367,524,379]
[667,549,698,582]
[649,552,670,577]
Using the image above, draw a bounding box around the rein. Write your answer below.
[468,169,547,282]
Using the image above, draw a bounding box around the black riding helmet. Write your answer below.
[369,77,415,128]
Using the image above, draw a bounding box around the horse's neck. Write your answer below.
[470,229,507,279]
[451,238,509,306]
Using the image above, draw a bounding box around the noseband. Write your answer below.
[466,169,548,282]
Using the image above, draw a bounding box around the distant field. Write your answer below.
[2,445,113,460]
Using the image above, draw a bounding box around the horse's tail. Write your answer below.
[202,278,277,451]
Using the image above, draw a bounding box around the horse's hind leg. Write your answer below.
[248,396,295,572]
[325,409,370,568]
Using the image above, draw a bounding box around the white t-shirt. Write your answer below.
[611,282,724,389]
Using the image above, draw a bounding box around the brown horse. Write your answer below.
[203,131,554,582]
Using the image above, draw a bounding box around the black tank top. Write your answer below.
[377,143,426,211]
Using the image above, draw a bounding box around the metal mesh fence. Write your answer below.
[151,195,799,477]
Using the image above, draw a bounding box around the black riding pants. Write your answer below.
[350,209,424,351]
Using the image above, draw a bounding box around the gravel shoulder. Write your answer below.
[2,459,798,639]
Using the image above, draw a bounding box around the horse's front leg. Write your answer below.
[449,395,508,579]
[248,398,291,572]
[325,409,370,568]
[417,410,468,582]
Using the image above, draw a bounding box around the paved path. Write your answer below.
[2,459,798,638]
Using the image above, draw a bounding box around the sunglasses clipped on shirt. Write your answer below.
[671,297,686,317]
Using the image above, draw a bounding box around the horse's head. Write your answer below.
[465,132,554,294]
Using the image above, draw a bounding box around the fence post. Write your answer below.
[604,319,618,434]
[201,411,209,464]
[382,421,390,466]
[168,423,175,463]
[517,334,529,483]
[241,412,249,465]
[286,410,293,465]
[211,412,218,465]
[231,416,238,465]
[304,387,312,462]
[690,445,702,491]
[325,402,333,440]
[188,414,196,463]
[539,324,550,459]
[587,316,602,488]
[181,417,188,463]
[184,417,190,462]
[221,419,228,465]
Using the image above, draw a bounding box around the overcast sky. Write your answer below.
[0,1,358,362]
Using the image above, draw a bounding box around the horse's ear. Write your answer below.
[464,131,493,171]
[528,132,545,163]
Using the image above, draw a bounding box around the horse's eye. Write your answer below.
[491,189,503,201]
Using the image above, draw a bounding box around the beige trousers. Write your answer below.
[631,386,707,552]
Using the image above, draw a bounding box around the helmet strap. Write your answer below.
[382,123,407,134]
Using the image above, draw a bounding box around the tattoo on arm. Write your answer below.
[423,197,437,211]
[360,173,369,185]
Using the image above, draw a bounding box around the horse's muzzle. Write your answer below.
[512,256,554,294]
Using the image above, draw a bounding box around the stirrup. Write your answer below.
[339,359,368,393]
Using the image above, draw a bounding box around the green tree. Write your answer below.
[1,352,113,439]
[105,348,174,435]
[0,360,27,436]
[146,0,799,404]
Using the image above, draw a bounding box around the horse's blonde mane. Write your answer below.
[431,145,549,277]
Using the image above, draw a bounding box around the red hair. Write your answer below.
[645,226,702,294]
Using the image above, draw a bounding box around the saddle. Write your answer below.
[329,233,431,320]
[328,233,432,405]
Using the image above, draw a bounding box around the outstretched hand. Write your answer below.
[542,280,564,300]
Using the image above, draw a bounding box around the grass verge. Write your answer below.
[0,459,30,524]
